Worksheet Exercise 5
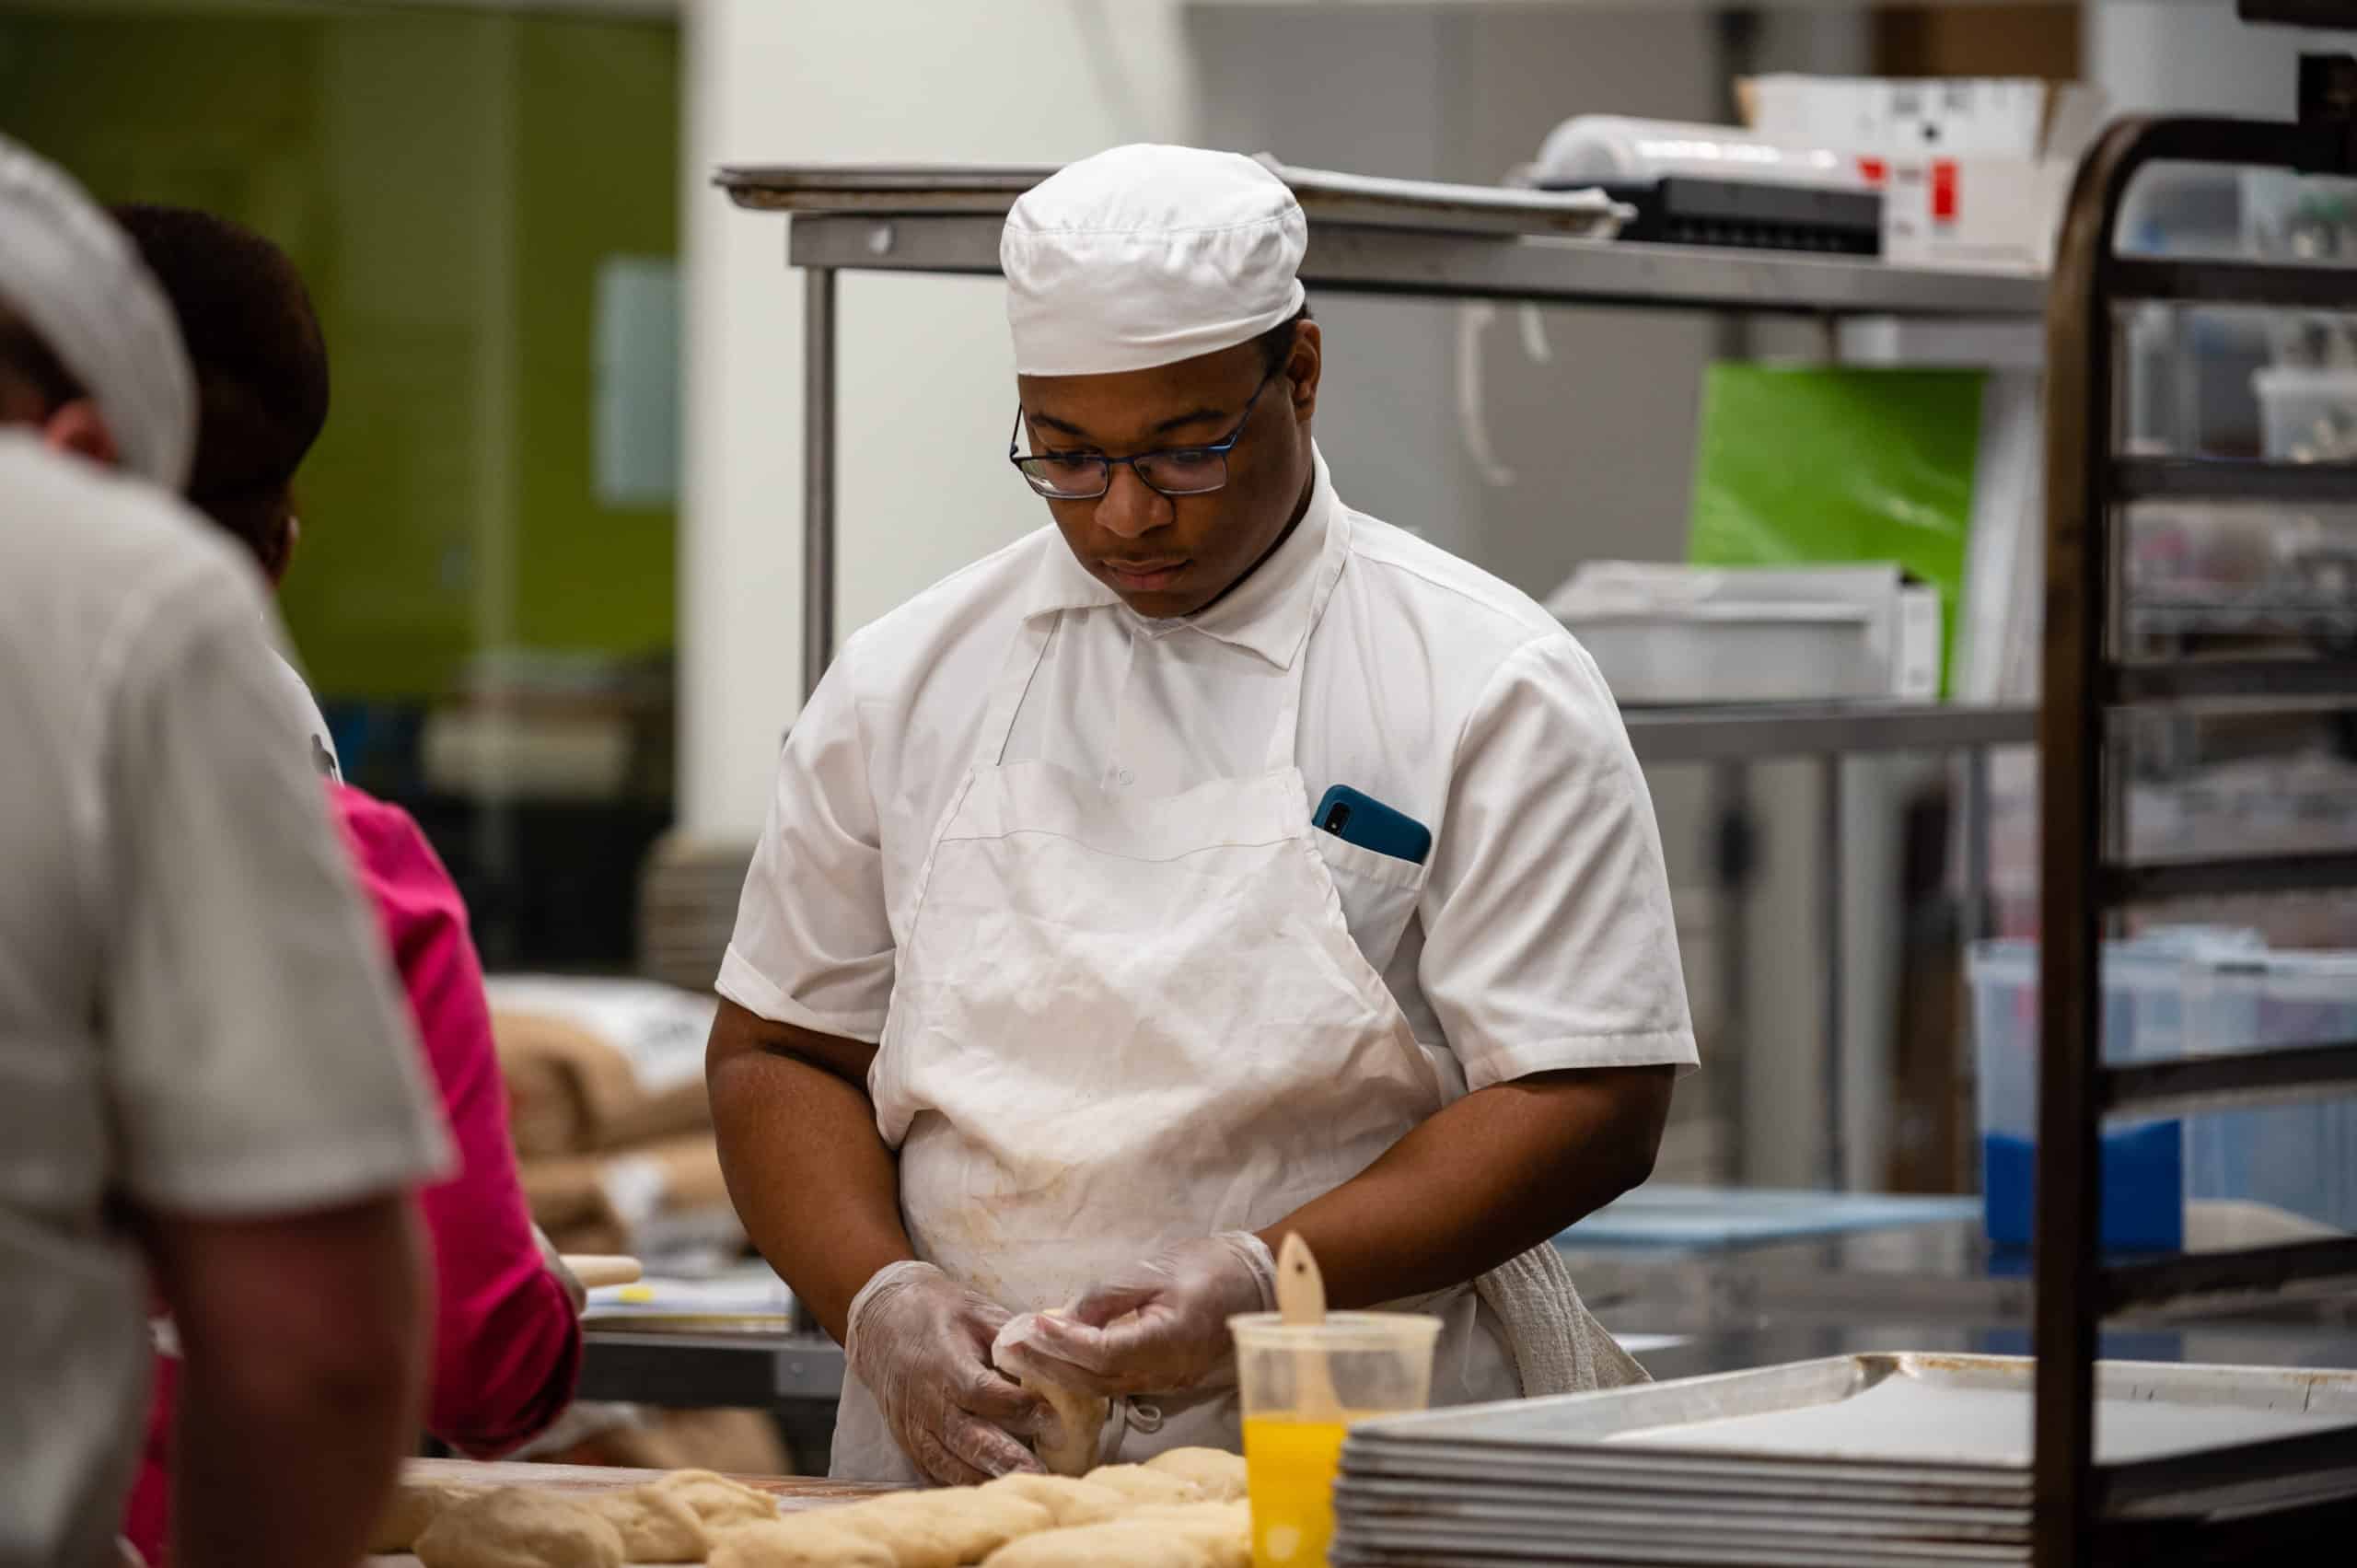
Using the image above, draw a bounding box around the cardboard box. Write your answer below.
[1741,75,2106,272]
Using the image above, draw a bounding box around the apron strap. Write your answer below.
[973,613,1059,770]
[1260,509,1353,774]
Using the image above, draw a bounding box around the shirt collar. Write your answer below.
[1021,444,1342,671]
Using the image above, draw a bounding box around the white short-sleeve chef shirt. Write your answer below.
[722,447,1697,1097]
[1,435,450,1568]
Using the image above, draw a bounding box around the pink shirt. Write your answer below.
[126,785,580,1561]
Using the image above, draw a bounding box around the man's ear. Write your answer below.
[1286,319,1322,425]
[41,398,120,470]
[267,511,300,588]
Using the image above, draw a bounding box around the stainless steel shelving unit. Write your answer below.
[2034,52,2357,1566]
[720,162,2048,1194]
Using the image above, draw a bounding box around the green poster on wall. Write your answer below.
[1687,364,1985,698]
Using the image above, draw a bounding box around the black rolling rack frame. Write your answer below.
[2034,39,2357,1567]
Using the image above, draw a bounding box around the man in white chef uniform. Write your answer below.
[709,145,1699,1485]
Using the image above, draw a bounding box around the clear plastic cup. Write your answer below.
[1229,1311,1443,1568]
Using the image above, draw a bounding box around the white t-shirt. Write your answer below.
[0,434,449,1568]
[723,447,1697,1100]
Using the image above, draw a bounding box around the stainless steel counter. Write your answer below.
[579,1215,2357,1423]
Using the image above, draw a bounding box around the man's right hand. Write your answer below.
[844,1260,1049,1485]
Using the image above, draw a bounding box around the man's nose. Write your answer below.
[1094,463,1170,541]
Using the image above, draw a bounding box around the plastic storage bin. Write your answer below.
[1968,939,2199,1252]
[2184,951,2357,1235]
[2254,364,2357,461]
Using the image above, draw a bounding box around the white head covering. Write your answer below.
[0,135,194,488]
[1003,145,1306,377]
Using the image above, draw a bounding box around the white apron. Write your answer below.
[833,516,1641,1482]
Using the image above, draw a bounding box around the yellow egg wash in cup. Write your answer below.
[1230,1310,1442,1566]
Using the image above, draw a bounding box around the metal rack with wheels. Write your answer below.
[2034,42,2357,1567]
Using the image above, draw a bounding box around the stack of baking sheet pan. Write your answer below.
[1330,1353,2357,1567]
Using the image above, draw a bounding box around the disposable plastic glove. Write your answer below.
[991,1232,1278,1398]
[844,1260,1049,1485]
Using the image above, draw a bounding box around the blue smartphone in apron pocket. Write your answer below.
[1310,785,1431,974]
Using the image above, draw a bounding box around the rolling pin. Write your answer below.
[562,1254,644,1289]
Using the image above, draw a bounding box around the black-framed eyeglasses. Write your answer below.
[1008,368,1280,501]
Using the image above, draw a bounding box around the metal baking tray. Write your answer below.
[1341,1438,2031,1506]
[1332,1476,2030,1541]
[1330,1533,2023,1568]
[1335,1518,2023,1567]
[717,159,1631,239]
[1332,1510,2024,1559]
[1345,1353,2357,1472]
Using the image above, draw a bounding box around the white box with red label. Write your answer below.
[1740,75,2107,273]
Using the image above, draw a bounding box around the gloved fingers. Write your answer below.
[959,1358,1051,1434]
[993,1310,1134,1392]
[1068,1275,1163,1330]
[907,1423,995,1488]
[963,1293,1015,1339]
[943,1406,1046,1480]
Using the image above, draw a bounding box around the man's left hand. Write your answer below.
[995,1232,1277,1397]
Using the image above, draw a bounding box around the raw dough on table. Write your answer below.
[991,1311,1108,1477]
[651,1469,784,1530]
[977,1474,1128,1528]
[1141,1447,1248,1503]
[981,1525,1215,1568]
[370,1477,486,1553]
[1078,1464,1202,1506]
[981,1504,1248,1568]
[584,1485,712,1562]
[413,1487,625,1568]
[820,1490,1053,1567]
[707,1518,893,1568]
[1121,1503,1251,1568]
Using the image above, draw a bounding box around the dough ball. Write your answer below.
[1017,1371,1106,1477]
[707,1518,893,1568]
[823,1490,1054,1568]
[414,1487,625,1568]
[996,1313,1108,1478]
[1141,1448,1248,1503]
[370,1477,486,1553]
[1080,1464,1202,1505]
[653,1469,782,1530]
[585,1485,712,1562]
[980,1522,1215,1568]
[979,1474,1130,1528]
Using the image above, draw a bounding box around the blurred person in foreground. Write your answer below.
[107,203,589,1564]
[0,139,450,1568]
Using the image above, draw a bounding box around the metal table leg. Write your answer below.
[1711,761,1754,1183]
[803,267,838,703]
[1820,753,1846,1191]
[1963,746,1992,945]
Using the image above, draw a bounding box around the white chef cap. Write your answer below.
[1003,145,1306,377]
[0,134,194,488]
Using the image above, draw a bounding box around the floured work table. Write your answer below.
[366,1458,895,1565]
